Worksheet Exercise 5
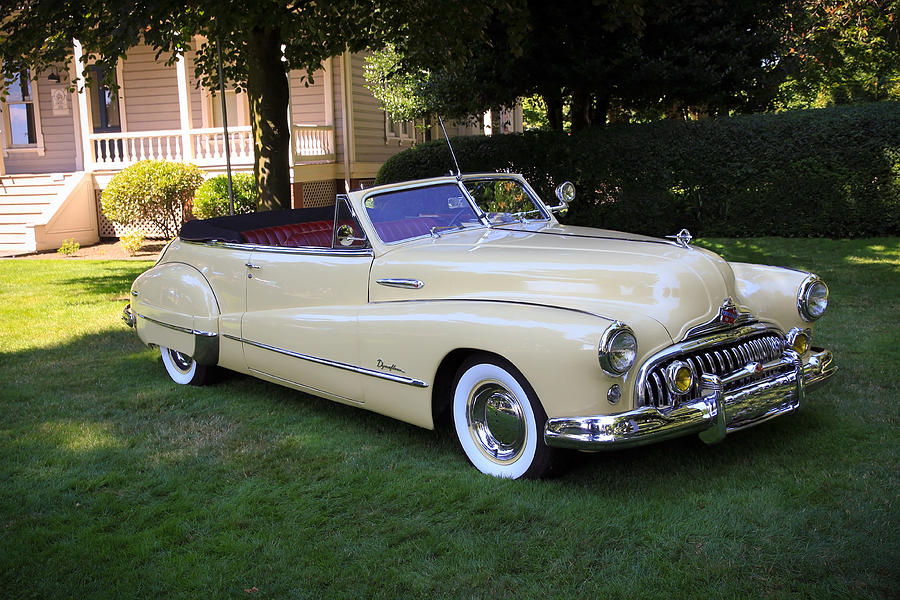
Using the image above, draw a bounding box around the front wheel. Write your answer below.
[159,346,210,386]
[452,355,555,479]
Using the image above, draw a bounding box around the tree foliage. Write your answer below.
[369,1,899,128]
[0,1,412,210]
[369,0,790,130]
[778,0,900,107]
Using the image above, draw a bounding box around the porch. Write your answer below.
[87,124,335,170]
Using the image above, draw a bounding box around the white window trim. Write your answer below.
[384,111,415,145]
[201,87,250,128]
[1,70,46,157]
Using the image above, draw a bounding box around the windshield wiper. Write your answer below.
[507,209,544,222]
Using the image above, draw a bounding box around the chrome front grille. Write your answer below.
[639,330,786,409]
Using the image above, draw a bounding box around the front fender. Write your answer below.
[730,263,811,334]
[356,300,672,426]
[130,262,221,364]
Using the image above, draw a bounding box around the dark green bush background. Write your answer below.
[376,102,900,237]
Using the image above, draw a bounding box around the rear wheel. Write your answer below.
[159,346,210,386]
[451,355,555,479]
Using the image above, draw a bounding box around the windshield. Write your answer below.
[463,178,548,224]
[364,183,483,243]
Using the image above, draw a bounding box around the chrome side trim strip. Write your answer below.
[134,313,219,365]
[248,368,365,405]
[368,298,616,322]
[225,334,429,388]
[135,313,217,337]
[376,278,425,290]
[183,240,374,257]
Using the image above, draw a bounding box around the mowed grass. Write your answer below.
[0,238,897,599]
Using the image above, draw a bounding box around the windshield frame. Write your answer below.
[356,174,556,247]
[359,179,489,246]
[459,175,553,224]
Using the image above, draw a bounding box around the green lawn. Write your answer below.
[1,238,897,599]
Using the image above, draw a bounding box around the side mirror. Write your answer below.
[336,224,366,247]
[549,181,576,213]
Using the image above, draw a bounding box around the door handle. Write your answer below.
[245,262,261,269]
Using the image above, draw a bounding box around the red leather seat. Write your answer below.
[242,220,334,247]
[374,217,443,243]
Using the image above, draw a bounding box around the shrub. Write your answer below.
[191,173,258,219]
[119,230,146,256]
[101,160,204,238]
[377,102,900,238]
[56,238,79,256]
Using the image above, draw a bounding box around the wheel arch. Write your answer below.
[431,348,539,430]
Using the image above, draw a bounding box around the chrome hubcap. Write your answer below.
[168,349,193,372]
[467,381,527,464]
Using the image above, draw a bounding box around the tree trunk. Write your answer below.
[246,26,291,211]
[570,90,590,133]
[542,88,564,131]
[594,93,610,128]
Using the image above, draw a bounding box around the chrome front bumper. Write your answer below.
[122,303,136,328]
[544,348,836,450]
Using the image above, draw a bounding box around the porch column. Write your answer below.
[175,53,194,162]
[287,71,298,168]
[72,39,94,172]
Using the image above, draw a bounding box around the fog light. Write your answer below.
[665,361,695,396]
[607,384,622,404]
[786,327,811,355]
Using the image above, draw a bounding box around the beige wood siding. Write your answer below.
[122,44,180,132]
[3,83,78,174]
[290,69,327,125]
[186,49,204,129]
[350,54,409,164]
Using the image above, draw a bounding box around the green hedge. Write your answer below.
[376,103,900,237]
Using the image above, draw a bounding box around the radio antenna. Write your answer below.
[438,116,461,178]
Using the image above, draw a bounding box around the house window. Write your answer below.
[209,90,250,127]
[88,65,121,133]
[5,70,38,146]
[385,112,414,143]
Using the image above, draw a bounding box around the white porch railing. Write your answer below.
[88,124,335,170]
[191,126,254,165]
[292,124,335,162]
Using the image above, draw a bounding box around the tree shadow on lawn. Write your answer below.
[55,262,152,300]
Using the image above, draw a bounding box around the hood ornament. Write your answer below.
[718,297,739,324]
[666,228,693,248]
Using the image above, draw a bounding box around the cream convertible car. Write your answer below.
[124,174,836,478]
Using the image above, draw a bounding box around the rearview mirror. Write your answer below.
[336,224,366,247]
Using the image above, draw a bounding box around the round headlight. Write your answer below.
[665,361,695,396]
[599,323,637,375]
[798,277,828,321]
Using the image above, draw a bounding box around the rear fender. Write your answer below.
[130,262,220,364]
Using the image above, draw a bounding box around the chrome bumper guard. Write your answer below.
[122,303,136,328]
[544,348,836,450]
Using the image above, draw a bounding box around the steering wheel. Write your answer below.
[446,207,470,227]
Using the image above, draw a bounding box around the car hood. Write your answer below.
[369,223,739,343]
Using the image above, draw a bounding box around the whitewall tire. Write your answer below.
[159,346,209,386]
[452,355,554,479]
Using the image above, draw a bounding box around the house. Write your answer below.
[0,41,522,254]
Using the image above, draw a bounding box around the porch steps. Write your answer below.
[0,173,80,253]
